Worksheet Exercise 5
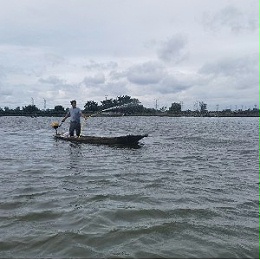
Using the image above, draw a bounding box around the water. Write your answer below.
[0,116,259,258]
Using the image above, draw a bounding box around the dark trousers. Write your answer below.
[69,121,81,137]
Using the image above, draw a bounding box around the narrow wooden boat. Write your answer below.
[54,133,148,145]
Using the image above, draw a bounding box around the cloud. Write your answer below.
[38,75,64,85]
[109,70,126,81]
[83,60,118,71]
[0,83,12,96]
[198,54,259,90]
[126,61,165,85]
[44,53,65,66]
[159,74,192,94]
[82,73,106,86]
[0,0,258,110]
[180,52,259,110]
[202,4,258,33]
[125,61,196,97]
[157,34,188,63]
[199,54,257,76]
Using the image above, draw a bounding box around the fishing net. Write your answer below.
[51,122,60,129]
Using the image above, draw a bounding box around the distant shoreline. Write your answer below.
[0,111,259,118]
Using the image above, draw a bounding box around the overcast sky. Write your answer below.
[0,0,258,110]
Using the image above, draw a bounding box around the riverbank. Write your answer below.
[0,111,259,117]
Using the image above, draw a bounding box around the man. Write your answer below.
[61,100,87,137]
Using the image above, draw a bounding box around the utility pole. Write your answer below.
[155,99,158,110]
[180,101,184,111]
[43,99,46,110]
[194,101,199,111]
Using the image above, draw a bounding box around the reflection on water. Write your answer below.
[0,116,258,258]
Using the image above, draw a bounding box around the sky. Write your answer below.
[0,0,259,111]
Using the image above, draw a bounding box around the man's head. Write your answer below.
[70,100,76,107]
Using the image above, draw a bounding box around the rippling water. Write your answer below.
[0,116,259,258]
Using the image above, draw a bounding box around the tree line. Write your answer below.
[0,95,259,117]
[0,95,146,116]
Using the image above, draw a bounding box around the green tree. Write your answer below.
[100,98,115,109]
[116,95,140,105]
[54,105,65,112]
[116,95,132,105]
[159,106,167,112]
[22,105,40,113]
[169,102,181,113]
[84,101,99,112]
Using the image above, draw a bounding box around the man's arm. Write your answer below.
[61,111,70,122]
[80,111,87,120]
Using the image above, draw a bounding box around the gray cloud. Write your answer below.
[157,34,188,63]
[198,54,259,89]
[127,61,165,85]
[199,54,257,75]
[82,73,106,86]
[0,83,12,96]
[159,75,192,94]
[84,60,118,71]
[109,70,126,81]
[0,0,258,110]
[184,52,259,110]
[202,4,258,33]
[38,76,64,85]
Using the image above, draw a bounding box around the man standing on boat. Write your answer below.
[61,100,87,137]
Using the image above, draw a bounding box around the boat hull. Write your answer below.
[54,134,148,145]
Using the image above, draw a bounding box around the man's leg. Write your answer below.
[69,122,75,136]
[75,123,81,137]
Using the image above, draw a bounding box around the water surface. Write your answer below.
[0,116,259,258]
